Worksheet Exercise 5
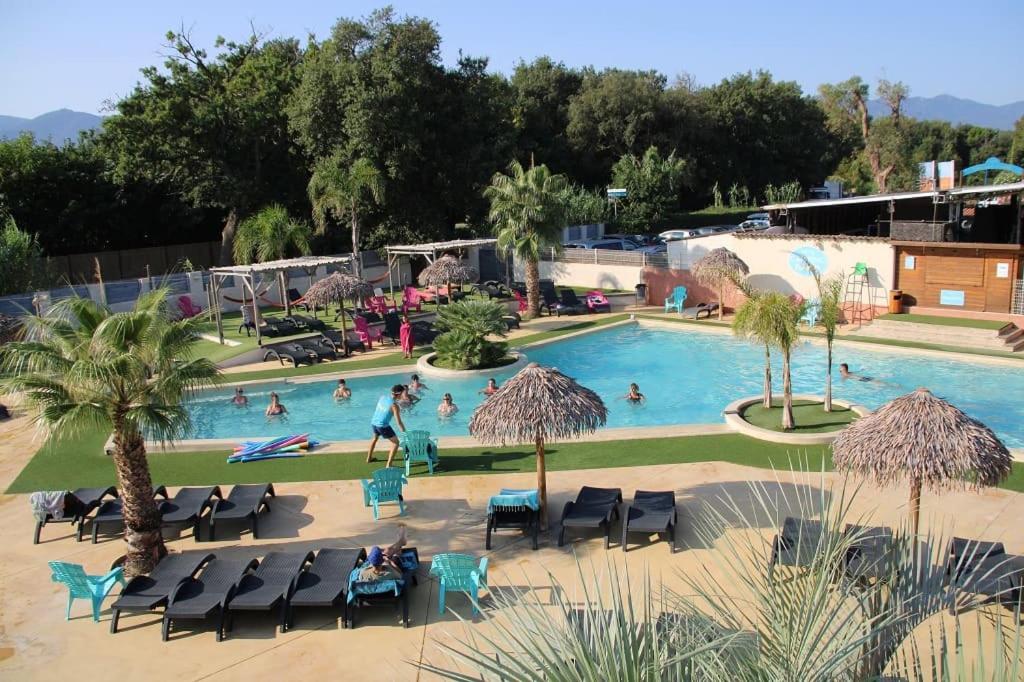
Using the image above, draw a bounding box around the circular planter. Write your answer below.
[416,350,529,378]
[722,394,870,445]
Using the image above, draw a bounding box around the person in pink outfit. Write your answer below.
[399,314,414,358]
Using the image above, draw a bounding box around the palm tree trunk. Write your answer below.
[536,436,548,531]
[824,339,833,412]
[525,258,541,318]
[218,208,242,266]
[112,417,165,577]
[762,343,773,408]
[782,349,794,431]
[350,201,361,277]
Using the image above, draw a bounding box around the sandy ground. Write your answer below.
[1,395,1022,681]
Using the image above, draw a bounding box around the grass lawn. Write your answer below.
[8,423,1023,495]
[878,313,1008,330]
[742,400,857,433]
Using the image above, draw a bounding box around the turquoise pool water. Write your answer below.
[187,325,1024,447]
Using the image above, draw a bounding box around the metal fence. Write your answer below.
[1012,279,1024,315]
[541,247,671,269]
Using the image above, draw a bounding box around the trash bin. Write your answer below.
[888,289,903,314]
[634,283,648,307]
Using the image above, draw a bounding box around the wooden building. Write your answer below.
[892,242,1021,314]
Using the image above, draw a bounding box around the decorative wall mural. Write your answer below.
[789,246,828,277]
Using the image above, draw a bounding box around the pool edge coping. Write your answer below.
[723,394,870,445]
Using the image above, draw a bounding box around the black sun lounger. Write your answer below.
[680,302,719,320]
[159,486,223,541]
[769,517,824,570]
[263,342,318,366]
[286,314,327,332]
[558,486,623,549]
[946,537,1024,614]
[227,551,316,634]
[297,336,338,361]
[209,484,275,541]
[34,486,118,544]
[287,548,367,629]
[110,551,215,633]
[92,485,169,543]
[162,557,259,641]
[320,330,366,354]
[621,491,677,553]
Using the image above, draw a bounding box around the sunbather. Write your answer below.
[437,393,458,418]
[624,383,645,403]
[358,526,407,582]
[479,378,499,396]
[231,387,248,407]
[265,392,287,417]
[333,378,352,400]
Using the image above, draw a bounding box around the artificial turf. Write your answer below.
[877,313,1008,330]
[741,400,857,433]
[8,424,1024,494]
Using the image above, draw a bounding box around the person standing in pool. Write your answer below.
[333,379,352,400]
[367,384,407,467]
[400,314,414,359]
[409,373,427,395]
[265,392,287,417]
[624,383,645,403]
[231,387,249,407]
[437,393,458,417]
[479,378,499,396]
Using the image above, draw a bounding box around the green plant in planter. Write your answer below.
[432,300,509,370]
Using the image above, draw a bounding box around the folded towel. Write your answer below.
[30,490,67,522]
[488,488,540,513]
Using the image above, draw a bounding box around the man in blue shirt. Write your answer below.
[367,384,407,467]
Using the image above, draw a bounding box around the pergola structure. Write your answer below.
[383,238,497,297]
[207,255,354,346]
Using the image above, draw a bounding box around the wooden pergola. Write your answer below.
[207,255,354,346]
[383,238,497,298]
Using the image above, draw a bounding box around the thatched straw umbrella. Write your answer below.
[418,255,479,305]
[303,272,373,355]
[692,247,750,320]
[832,388,1011,536]
[469,363,607,528]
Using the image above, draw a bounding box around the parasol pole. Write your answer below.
[536,435,548,530]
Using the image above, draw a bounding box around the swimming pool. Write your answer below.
[186,324,1024,447]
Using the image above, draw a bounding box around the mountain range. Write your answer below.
[2,95,1022,145]
[866,95,1023,130]
[0,109,104,144]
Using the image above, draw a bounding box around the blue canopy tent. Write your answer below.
[961,156,1023,184]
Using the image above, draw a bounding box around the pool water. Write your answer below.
[187,325,1024,447]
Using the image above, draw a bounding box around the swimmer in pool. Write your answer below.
[333,379,352,400]
[265,392,288,416]
[409,373,428,395]
[839,363,872,382]
[231,387,249,407]
[437,392,458,417]
[624,383,645,403]
[479,378,499,396]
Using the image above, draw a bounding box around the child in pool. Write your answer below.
[479,378,499,396]
[437,393,458,417]
[409,374,428,395]
[624,383,645,402]
[333,379,352,400]
[396,386,419,409]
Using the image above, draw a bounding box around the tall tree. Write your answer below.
[485,160,568,317]
[102,31,306,264]
[0,215,44,296]
[733,291,803,429]
[610,146,689,229]
[800,259,845,412]
[1,291,219,575]
[307,155,383,274]
[510,57,583,174]
[232,204,312,265]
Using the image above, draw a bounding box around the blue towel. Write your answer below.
[487,488,540,514]
[347,567,404,604]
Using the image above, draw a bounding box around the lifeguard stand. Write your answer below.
[842,262,873,328]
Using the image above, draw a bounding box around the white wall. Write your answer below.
[513,259,644,290]
[668,234,895,307]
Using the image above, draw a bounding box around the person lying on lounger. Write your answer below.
[358,525,408,581]
[231,387,249,407]
[333,378,352,400]
[624,383,645,403]
[265,392,288,416]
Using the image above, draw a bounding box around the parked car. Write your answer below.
[562,238,637,250]
[738,219,770,231]
[638,243,667,254]
[709,225,739,234]
[658,229,701,242]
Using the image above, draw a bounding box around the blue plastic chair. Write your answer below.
[361,468,408,520]
[49,561,126,621]
[429,553,488,615]
[401,430,439,476]
[801,301,821,328]
[664,285,688,313]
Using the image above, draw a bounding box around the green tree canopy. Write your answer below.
[232,204,312,265]
[0,215,44,295]
[610,146,688,229]
[510,57,583,173]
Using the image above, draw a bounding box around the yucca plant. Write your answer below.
[432,299,509,370]
[421,468,1023,680]
[1,290,220,575]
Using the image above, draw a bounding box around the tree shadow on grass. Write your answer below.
[430,449,537,475]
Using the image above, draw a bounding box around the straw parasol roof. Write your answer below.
[469,363,607,526]
[302,272,373,355]
[418,255,479,287]
[691,247,750,320]
[832,388,1011,534]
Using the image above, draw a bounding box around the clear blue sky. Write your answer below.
[1,0,1022,118]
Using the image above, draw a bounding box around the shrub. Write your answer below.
[432,300,509,370]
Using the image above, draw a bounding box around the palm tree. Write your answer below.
[733,291,803,430]
[800,259,845,412]
[1,291,219,576]
[484,160,568,317]
[308,154,384,276]
[232,204,312,266]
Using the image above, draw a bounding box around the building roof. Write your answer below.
[762,181,1024,211]
[384,238,497,256]
[209,255,353,276]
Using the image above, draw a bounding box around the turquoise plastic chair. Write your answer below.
[664,285,688,313]
[361,468,408,520]
[801,300,821,328]
[430,553,488,615]
[49,561,126,621]
[401,430,439,476]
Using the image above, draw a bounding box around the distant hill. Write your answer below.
[0,109,104,144]
[867,95,1024,130]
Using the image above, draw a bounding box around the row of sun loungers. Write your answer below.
[557,487,678,552]
[36,484,275,545]
[110,546,416,639]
